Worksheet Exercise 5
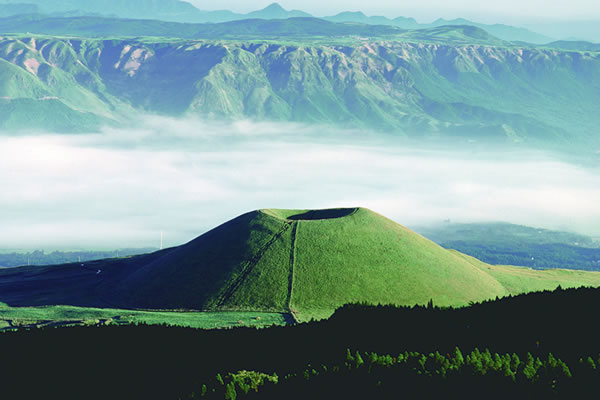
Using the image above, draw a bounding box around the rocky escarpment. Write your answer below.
[1,36,599,146]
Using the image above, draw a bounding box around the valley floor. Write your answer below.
[0,304,290,331]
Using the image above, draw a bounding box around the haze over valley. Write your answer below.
[0,3,599,251]
[1,118,599,251]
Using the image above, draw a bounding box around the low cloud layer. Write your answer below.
[1,116,599,250]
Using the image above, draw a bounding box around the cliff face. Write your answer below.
[1,36,599,145]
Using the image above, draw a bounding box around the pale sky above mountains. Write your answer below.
[189,0,600,23]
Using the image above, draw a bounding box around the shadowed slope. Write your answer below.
[105,210,293,310]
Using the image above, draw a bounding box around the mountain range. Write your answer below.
[0,24,599,150]
[0,0,578,43]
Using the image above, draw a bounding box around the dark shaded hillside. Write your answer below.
[2,287,600,399]
[0,34,598,149]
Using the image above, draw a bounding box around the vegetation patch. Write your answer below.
[0,306,289,331]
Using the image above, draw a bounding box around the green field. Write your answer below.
[454,252,600,293]
[0,302,289,331]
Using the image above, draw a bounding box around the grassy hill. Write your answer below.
[2,208,600,323]
[103,207,513,321]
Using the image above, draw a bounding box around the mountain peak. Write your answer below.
[247,2,312,19]
[263,2,285,11]
[337,11,367,18]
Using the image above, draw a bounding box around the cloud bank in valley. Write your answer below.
[1,116,599,250]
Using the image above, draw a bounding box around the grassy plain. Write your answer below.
[0,302,289,331]
[452,251,600,293]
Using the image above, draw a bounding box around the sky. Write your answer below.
[2,117,599,250]
[189,0,600,23]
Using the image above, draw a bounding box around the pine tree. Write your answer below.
[453,347,465,367]
[522,353,537,381]
[586,356,597,370]
[355,351,364,368]
[511,353,521,373]
[224,382,237,400]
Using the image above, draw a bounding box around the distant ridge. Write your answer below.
[246,2,312,19]
[546,40,600,51]
[323,13,553,43]
[0,0,553,43]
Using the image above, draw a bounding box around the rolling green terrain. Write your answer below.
[1,208,600,324]
[0,28,598,150]
[416,222,600,270]
[452,252,600,293]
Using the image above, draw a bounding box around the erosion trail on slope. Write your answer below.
[216,220,292,308]
[287,221,299,321]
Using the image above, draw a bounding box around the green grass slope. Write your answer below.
[272,208,509,320]
[102,208,516,320]
[452,251,600,293]
[2,208,600,323]
[105,210,293,310]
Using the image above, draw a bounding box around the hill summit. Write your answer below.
[105,207,508,320]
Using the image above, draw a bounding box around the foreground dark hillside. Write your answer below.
[2,287,600,399]
[0,34,598,150]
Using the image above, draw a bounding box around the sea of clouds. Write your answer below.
[1,115,599,250]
